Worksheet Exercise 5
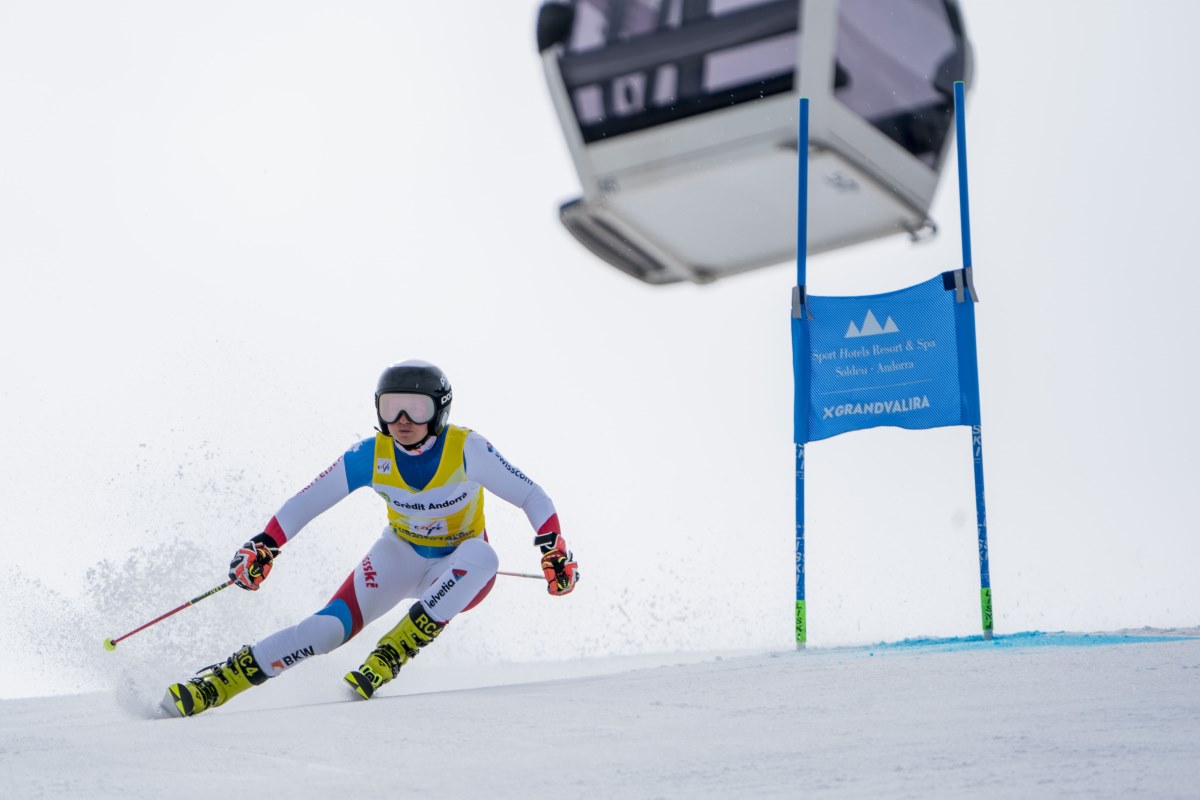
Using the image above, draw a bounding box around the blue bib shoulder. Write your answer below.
[343,437,377,491]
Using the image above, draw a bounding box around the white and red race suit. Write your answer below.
[250,425,560,677]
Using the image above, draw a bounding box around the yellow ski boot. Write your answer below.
[163,645,269,717]
[344,602,445,699]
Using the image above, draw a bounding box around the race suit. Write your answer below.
[249,424,559,677]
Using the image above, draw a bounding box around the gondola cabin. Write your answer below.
[537,0,973,284]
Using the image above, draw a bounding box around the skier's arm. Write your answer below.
[262,438,376,546]
[462,431,559,535]
[463,432,578,595]
[230,439,374,591]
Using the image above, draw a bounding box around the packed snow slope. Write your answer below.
[3,631,1198,799]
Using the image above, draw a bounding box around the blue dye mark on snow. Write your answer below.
[851,630,1194,656]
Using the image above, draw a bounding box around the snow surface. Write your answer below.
[3,631,1198,799]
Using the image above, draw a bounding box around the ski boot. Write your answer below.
[163,645,269,717]
[344,601,445,699]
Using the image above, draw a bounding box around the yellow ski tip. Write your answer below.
[162,685,188,718]
[103,638,117,652]
[344,671,374,700]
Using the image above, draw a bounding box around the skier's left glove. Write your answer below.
[229,532,280,591]
[534,532,579,596]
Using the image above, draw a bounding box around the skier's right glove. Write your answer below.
[534,532,579,596]
[229,532,280,591]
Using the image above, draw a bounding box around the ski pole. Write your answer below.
[103,579,234,651]
[104,569,543,650]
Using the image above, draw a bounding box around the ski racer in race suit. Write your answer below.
[164,360,578,717]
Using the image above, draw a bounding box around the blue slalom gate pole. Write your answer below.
[793,97,810,648]
[796,97,809,288]
[954,80,993,639]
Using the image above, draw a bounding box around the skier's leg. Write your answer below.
[252,529,429,678]
[345,536,499,699]
[417,536,500,622]
[163,529,425,717]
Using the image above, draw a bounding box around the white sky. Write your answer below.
[2,2,1199,699]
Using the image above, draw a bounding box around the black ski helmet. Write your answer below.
[375,360,453,436]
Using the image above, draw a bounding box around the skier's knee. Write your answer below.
[455,537,499,573]
[314,598,359,646]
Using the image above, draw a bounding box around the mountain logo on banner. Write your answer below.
[844,310,899,338]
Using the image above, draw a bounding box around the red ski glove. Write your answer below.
[228,532,280,591]
[534,532,578,596]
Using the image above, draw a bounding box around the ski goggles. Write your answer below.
[377,392,437,425]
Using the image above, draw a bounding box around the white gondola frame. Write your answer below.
[540,0,972,284]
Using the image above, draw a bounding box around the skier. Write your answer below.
[164,360,578,717]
